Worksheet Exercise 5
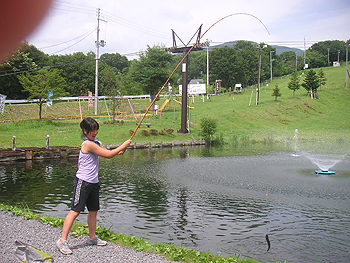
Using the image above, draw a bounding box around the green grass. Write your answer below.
[0,64,349,149]
[0,203,261,263]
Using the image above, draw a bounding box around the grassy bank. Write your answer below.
[0,203,261,263]
[0,64,349,149]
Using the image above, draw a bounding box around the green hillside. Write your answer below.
[162,64,350,142]
[0,64,349,149]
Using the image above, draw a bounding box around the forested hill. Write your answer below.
[1,39,347,100]
[211,41,303,55]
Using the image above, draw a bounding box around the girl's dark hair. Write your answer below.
[80,117,99,137]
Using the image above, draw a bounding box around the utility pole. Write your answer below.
[94,8,106,115]
[327,48,330,65]
[338,50,340,63]
[206,39,210,89]
[256,45,263,105]
[166,25,207,134]
[346,44,349,89]
[270,50,274,81]
[303,37,306,67]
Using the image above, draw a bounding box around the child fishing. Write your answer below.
[56,117,131,255]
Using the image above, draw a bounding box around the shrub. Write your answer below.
[214,133,224,145]
[165,129,174,134]
[199,117,217,142]
[150,129,158,135]
[141,129,149,136]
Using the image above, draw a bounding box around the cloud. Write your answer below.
[26,0,350,58]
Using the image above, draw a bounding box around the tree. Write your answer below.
[277,51,299,76]
[99,66,122,123]
[200,116,217,142]
[49,51,95,96]
[287,71,301,98]
[233,41,259,86]
[305,50,327,68]
[128,45,173,103]
[188,51,206,80]
[302,69,320,98]
[18,69,68,120]
[0,42,38,99]
[317,69,327,90]
[100,53,130,74]
[272,84,282,101]
[309,40,347,64]
[210,46,247,90]
[22,43,50,68]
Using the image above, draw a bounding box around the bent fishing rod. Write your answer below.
[121,13,270,153]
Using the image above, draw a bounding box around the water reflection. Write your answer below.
[0,143,349,263]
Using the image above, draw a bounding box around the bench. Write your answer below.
[136,123,151,128]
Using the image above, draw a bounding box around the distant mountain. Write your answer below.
[209,41,303,55]
[271,45,304,56]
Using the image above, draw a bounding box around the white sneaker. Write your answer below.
[56,239,72,255]
[88,236,107,246]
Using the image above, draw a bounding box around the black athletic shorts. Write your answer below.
[71,177,100,212]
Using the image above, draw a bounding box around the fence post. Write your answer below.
[12,136,16,151]
[25,149,33,160]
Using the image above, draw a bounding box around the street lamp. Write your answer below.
[270,50,275,82]
[256,44,267,105]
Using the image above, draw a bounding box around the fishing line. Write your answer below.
[122,13,270,152]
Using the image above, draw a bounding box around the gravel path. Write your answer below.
[0,211,181,263]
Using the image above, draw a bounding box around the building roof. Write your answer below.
[189,79,204,84]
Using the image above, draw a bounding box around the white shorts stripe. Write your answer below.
[73,179,83,207]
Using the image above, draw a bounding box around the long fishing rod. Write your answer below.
[121,13,270,153]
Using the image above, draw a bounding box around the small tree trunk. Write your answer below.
[39,101,43,120]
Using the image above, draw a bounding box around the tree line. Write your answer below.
[0,39,348,101]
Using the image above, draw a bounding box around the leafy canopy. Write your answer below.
[129,45,173,101]
[18,69,68,119]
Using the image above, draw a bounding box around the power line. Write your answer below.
[48,28,96,55]
[0,29,97,75]
[51,6,94,15]
[52,0,96,15]
[101,10,170,40]
[37,28,96,49]
[53,1,170,40]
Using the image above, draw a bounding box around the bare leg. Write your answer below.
[87,211,98,239]
[60,210,80,242]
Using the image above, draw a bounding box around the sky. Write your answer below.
[27,0,350,59]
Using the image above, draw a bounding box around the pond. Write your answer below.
[1,141,349,263]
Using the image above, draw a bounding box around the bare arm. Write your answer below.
[81,140,131,159]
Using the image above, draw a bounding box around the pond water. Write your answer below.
[1,142,349,263]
